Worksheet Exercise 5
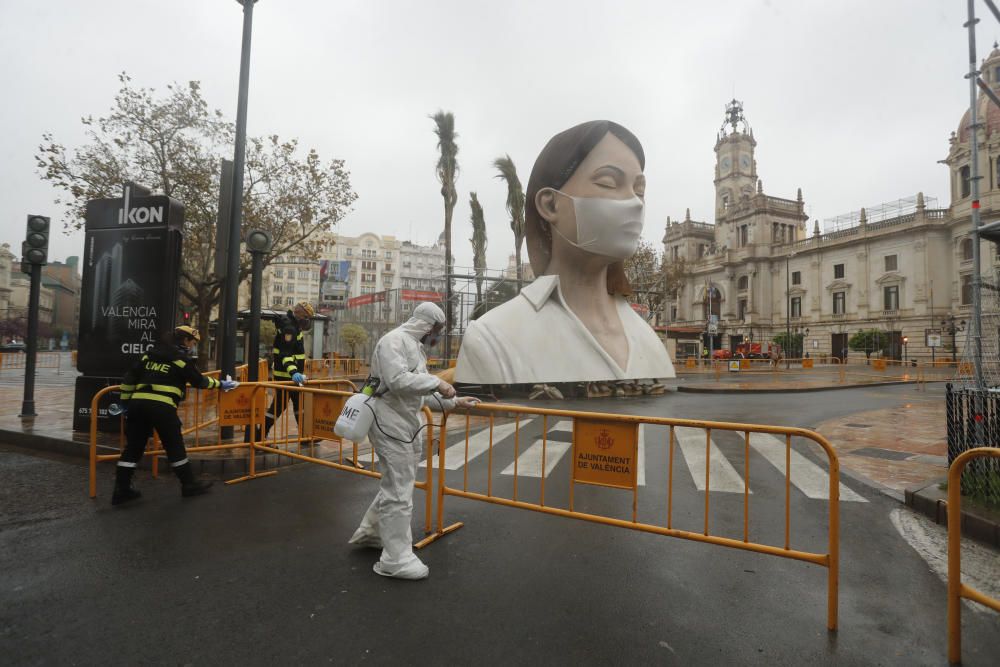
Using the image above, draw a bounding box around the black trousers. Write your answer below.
[120,401,187,467]
[265,387,302,435]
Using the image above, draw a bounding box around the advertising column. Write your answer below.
[73,193,185,431]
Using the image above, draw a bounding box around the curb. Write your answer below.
[676,379,925,394]
[904,478,1000,548]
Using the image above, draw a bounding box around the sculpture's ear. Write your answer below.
[535,188,559,225]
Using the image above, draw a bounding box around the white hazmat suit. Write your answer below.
[349,302,455,579]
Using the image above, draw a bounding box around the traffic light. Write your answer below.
[23,215,50,266]
[183,311,191,322]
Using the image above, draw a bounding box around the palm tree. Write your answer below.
[469,192,488,307]
[493,154,526,292]
[431,110,459,357]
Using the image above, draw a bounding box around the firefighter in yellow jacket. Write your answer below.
[112,325,238,505]
[263,301,314,436]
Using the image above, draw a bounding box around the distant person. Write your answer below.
[349,302,479,580]
[258,301,315,440]
[112,326,238,505]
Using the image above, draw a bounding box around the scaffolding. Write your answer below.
[329,264,525,359]
[822,194,939,233]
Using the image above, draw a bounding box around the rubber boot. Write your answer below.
[111,466,142,506]
[173,462,213,498]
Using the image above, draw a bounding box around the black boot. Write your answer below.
[111,466,142,506]
[173,462,213,498]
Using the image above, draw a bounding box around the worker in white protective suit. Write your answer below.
[349,302,479,580]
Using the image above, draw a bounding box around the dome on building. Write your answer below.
[957,45,1000,142]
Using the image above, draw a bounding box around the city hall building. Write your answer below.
[663,50,1000,362]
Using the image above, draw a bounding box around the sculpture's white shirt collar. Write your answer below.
[521,275,562,312]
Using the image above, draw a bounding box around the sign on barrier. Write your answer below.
[218,385,266,426]
[572,418,639,489]
[728,360,740,372]
[309,392,345,440]
[802,358,814,369]
[872,359,887,371]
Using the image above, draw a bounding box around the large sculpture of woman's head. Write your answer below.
[525,120,645,294]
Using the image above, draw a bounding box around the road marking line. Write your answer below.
[502,420,572,478]
[748,432,867,502]
[423,420,530,470]
[675,427,749,493]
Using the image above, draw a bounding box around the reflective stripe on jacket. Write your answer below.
[121,345,221,408]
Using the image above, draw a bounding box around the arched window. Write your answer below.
[960,165,971,198]
[737,275,749,291]
[702,286,722,320]
[961,237,974,261]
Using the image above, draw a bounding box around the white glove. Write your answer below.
[220,375,239,392]
[454,396,480,409]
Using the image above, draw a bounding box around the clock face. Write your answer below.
[740,154,751,170]
[720,156,731,173]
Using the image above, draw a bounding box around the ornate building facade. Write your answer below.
[665,49,1000,363]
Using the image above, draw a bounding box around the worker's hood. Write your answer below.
[397,302,446,341]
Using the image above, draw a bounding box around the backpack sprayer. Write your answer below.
[334,375,445,444]
[334,376,379,442]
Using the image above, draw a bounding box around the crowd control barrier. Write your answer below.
[226,382,439,535]
[89,361,284,493]
[419,403,842,631]
[87,362,264,497]
[947,447,1000,664]
[0,351,64,371]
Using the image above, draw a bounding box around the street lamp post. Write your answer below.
[220,0,259,385]
[246,230,272,382]
[785,253,795,369]
[942,315,966,362]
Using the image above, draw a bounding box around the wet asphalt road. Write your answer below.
[2,384,999,665]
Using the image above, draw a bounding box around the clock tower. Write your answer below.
[714,99,757,222]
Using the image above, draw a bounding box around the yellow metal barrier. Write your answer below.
[227,381,438,535]
[0,351,63,370]
[947,447,1000,664]
[89,362,257,496]
[419,403,841,631]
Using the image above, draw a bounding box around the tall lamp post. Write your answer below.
[246,230,271,382]
[785,252,795,369]
[220,0,259,384]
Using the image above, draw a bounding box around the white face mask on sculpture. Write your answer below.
[546,189,645,259]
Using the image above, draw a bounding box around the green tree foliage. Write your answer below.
[471,279,517,321]
[340,323,369,358]
[36,73,358,364]
[848,329,888,358]
[431,110,458,351]
[469,192,487,306]
[623,241,686,324]
[493,154,525,291]
[772,332,805,358]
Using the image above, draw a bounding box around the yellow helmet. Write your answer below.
[175,325,201,342]
[294,301,315,318]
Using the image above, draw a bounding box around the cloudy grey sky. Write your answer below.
[0,0,974,272]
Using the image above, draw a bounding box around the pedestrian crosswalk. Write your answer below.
[417,418,867,503]
[675,427,751,494]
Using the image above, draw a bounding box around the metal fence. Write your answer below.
[945,384,1000,508]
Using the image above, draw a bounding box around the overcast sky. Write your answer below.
[0,0,975,273]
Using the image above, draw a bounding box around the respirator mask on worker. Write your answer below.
[421,323,444,349]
